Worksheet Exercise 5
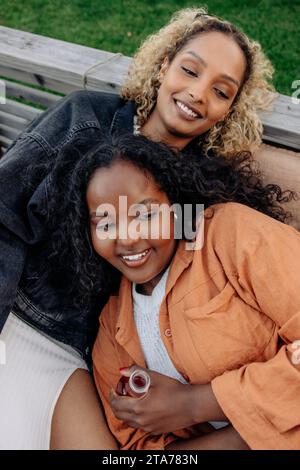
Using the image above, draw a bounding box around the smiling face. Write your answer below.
[141,31,246,150]
[87,160,177,295]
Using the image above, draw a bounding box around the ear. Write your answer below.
[158,57,169,83]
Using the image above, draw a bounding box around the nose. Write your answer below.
[116,222,142,251]
[188,78,208,104]
[117,236,140,251]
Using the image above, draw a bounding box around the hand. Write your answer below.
[109,365,208,435]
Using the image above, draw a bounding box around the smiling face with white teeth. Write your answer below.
[141,31,246,150]
[87,160,177,295]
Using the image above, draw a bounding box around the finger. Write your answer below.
[109,389,129,410]
[109,388,120,403]
[119,364,141,377]
[110,391,137,414]
[112,409,139,424]
[119,367,132,378]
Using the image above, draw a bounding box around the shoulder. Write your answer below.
[25,90,125,152]
[204,202,299,254]
[205,202,277,231]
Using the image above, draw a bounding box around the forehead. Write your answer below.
[86,160,162,207]
[175,31,246,82]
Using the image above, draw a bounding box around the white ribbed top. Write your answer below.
[132,268,187,384]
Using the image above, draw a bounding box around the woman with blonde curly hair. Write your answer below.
[0,6,289,450]
[122,7,274,158]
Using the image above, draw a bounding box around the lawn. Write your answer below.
[0,0,299,95]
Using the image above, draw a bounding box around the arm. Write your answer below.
[0,225,27,329]
[0,134,49,328]
[208,203,300,450]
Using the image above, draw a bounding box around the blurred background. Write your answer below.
[0,0,299,95]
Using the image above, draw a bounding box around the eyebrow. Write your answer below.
[185,51,240,88]
[90,210,108,219]
[131,198,161,210]
[89,198,160,219]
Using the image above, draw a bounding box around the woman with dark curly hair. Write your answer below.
[44,134,300,450]
[0,7,291,449]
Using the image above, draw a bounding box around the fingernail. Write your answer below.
[119,367,128,373]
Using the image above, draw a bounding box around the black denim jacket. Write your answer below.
[0,90,136,359]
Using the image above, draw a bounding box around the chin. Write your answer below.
[131,274,153,285]
[132,270,161,285]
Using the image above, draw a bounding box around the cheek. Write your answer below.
[155,238,177,266]
[158,74,176,101]
[90,230,113,261]
[150,213,175,240]
[207,98,232,121]
[153,217,176,254]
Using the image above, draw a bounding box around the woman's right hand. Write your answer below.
[109,366,227,435]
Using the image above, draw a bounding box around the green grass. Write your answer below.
[0,0,299,95]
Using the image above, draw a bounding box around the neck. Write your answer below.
[140,116,192,151]
[136,274,162,296]
[136,265,170,296]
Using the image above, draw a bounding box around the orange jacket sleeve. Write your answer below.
[210,203,300,449]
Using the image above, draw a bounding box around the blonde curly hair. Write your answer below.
[121,7,275,159]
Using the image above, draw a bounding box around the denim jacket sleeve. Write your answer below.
[0,132,50,330]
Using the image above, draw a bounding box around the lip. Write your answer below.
[174,99,204,120]
[119,248,152,268]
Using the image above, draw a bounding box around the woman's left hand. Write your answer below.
[109,366,206,435]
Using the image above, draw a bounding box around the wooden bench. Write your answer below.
[0,26,299,227]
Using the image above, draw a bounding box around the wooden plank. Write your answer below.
[259,94,300,150]
[1,98,42,121]
[5,81,62,108]
[0,26,130,92]
[0,135,12,149]
[0,110,28,131]
[0,123,20,141]
[262,127,299,151]
[0,64,78,94]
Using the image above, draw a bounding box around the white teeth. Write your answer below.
[176,100,198,118]
[121,250,149,261]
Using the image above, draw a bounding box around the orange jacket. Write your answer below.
[93,203,300,450]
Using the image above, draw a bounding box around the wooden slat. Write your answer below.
[260,94,300,150]
[0,64,78,94]
[0,26,130,92]
[1,98,42,121]
[0,123,20,141]
[5,81,62,108]
[262,128,299,150]
[0,110,29,131]
[0,135,13,149]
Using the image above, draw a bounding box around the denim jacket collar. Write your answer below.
[111,100,136,136]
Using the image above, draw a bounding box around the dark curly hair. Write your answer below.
[43,133,295,310]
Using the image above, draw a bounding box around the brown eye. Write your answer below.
[96,222,115,231]
[181,66,197,77]
[214,88,229,100]
[138,211,158,221]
